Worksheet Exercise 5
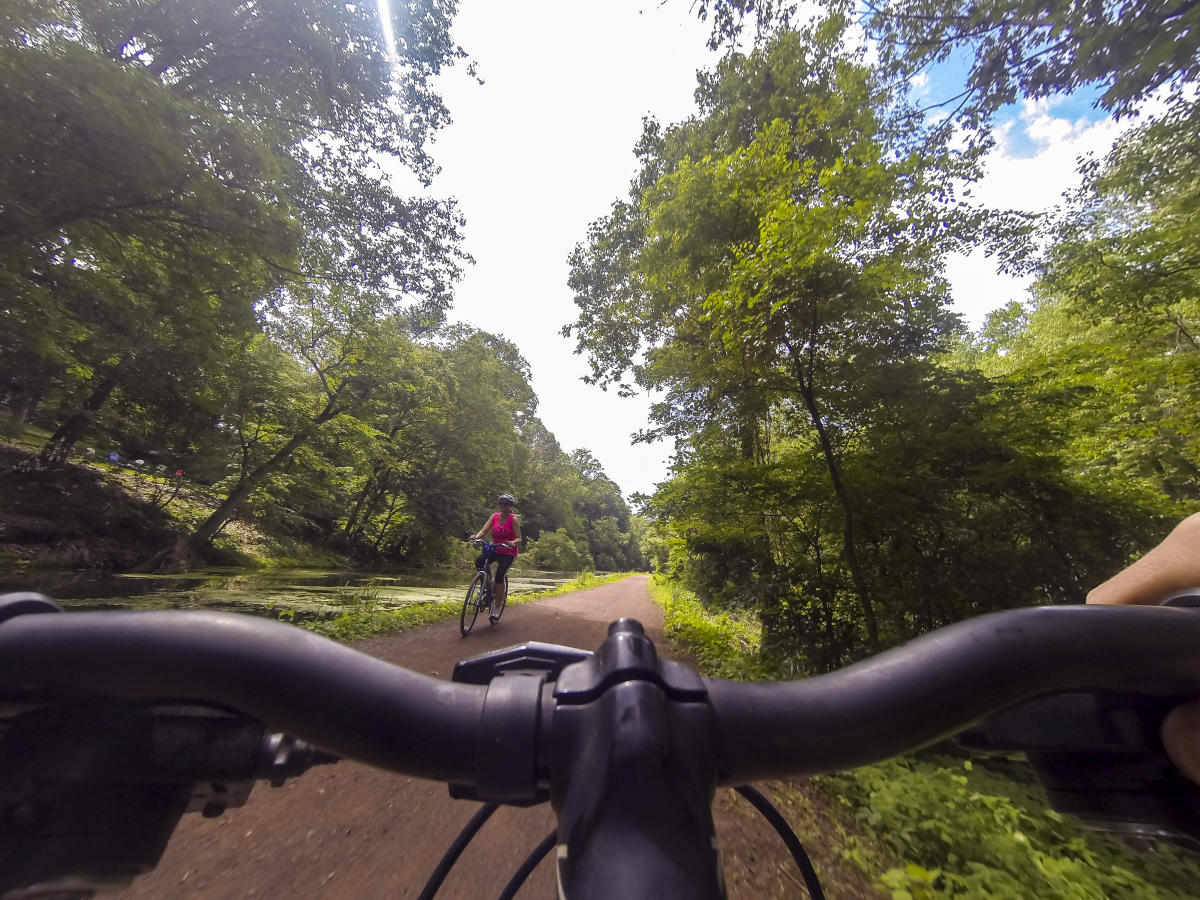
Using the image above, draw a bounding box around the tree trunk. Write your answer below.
[371,493,403,552]
[39,368,122,465]
[190,430,312,547]
[792,367,881,654]
[344,462,392,539]
[190,384,349,549]
[343,478,375,538]
[351,486,386,543]
[344,420,405,539]
[4,388,38,437]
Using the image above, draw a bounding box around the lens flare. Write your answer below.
[376,0,399,70]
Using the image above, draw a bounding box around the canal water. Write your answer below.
[0,565,577,622]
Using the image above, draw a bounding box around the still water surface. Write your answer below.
[0,566,576,622]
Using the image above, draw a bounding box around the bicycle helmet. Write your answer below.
[498,493,515,504]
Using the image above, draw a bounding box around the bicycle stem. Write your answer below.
[548,620,723,898]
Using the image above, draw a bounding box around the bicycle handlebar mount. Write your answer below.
[1,592,1200,899]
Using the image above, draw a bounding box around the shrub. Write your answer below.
[526,528,591,571]
[821,756,1200,898]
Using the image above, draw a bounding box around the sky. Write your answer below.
[416,1,1141,501]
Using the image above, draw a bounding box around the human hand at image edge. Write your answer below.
[1087,512,1200,783]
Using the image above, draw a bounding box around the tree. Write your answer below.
[962,103,1200,520]
[0,20,299,256]
[0,21,303,463]
[515,418,587,542]
[345,327,538,563]
[565,19,984,652]
[1,0,468,468]
[862,0,1200,122]
[528,529,591,572]
[691,0,1200,123]
[186,286,420,551]
[7,0,464,188]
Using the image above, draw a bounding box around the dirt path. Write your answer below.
[118,577,881,899]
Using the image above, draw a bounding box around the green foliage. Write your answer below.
[661,584,1200,898]
[525,528,592,572]
[301,591,462,643]
[567,16,1142,671]
[566,18,985,658]
[863,0,1200,124]
[1,0,468,539]
[821,757,1200,899]
[959,101,1200,527]
[648,575,785,681]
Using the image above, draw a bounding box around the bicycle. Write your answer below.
[461,539,508,636]
[1,589,1200,899]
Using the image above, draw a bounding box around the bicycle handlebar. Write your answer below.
[707,605,1200,782]
[2,594,1200,898]
[6,603,1197,782]
[0,604,486,782]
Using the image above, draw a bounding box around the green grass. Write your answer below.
[647,574,781,681]
[299,589,464,642]
[527,570,644,600]
[301,571,646,642]
[649,576,1200,899]
[3,424,51,451]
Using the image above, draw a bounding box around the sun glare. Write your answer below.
[376,0,399,71]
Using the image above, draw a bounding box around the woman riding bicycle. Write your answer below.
[471,493,521,619]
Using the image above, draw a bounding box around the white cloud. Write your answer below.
[947,98,1138,327]
[979,98,1128,208]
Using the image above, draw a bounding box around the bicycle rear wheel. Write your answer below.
[489,575,508,624]
[460,571,487,636]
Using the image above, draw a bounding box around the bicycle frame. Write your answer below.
[462,539,508,635]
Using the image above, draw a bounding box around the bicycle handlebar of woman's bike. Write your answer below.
[1,593,1199,898]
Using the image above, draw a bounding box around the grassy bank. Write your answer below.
[649,576,1200,899]
[304,571,644,642]
[0,442,345,571]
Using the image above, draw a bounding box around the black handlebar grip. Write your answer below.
[705,605,1200,783]
[0,609,486,782]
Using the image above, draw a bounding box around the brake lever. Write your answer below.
[0,702,336,898]
[956,593,1200,849]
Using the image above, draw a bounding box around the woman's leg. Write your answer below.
[492,554,514,612]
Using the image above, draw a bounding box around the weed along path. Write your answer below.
[118,576,882,899]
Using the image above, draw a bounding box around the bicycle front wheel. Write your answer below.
[460,571,486,636]
[489,575,508,624]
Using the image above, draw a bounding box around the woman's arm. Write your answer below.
[472,517,492,541]
[1087,513,1200,605]
[1087,513,1200,782]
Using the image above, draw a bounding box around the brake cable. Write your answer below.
[416,802,500,900]
[734,784,826,899]
[418,787,826,899]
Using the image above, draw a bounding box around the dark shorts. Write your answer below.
[482,548,515,584]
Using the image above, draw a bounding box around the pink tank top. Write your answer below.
[491,513,519,556]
